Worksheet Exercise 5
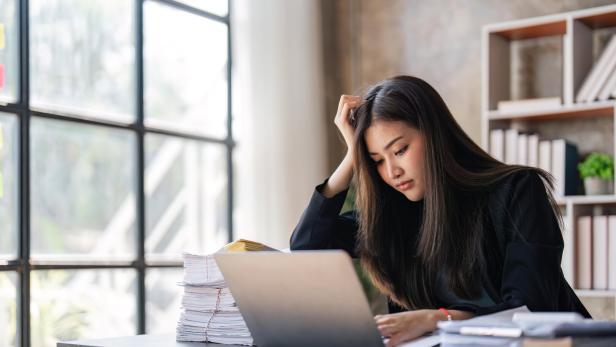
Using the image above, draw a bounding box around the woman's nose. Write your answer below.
[387,162,403,179]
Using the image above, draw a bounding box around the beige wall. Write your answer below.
[320,0,616,172]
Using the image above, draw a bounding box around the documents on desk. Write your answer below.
[176,252,253,345]
[431,306,616,346]
[176,239,277,346]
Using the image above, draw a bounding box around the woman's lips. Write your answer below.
[396,179,414,191]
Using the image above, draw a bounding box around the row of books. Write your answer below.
[489,129,579,196]
[577,34,616,103]
[575,215,616,290]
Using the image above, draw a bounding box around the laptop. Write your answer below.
[214,250,384,347]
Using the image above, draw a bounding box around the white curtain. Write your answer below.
[231,0,328,249]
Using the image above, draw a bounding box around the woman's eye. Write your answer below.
[374,159,383,166]
[395,145,408,156]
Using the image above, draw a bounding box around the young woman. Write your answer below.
[290,76,590,346]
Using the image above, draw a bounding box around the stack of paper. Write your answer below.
[176,239,277,345]
[176,252,253,345]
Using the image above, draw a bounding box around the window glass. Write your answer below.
[31,269,136,347]
[144,0,228,138]
[0,113,18,260]
[29,0,135,122]
[145,134,228,261]
[178,0,228,17]
[0,0,19,103]
[146,268,183,333]
[0,271,17,347]
[30,118,136,260]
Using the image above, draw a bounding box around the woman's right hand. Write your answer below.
[334,95,362,157]
[320,95,362,198]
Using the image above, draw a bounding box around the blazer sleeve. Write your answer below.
[289,180,359,256]
[478,170,566,315]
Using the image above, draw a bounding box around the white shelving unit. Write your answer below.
[482,4,616,320]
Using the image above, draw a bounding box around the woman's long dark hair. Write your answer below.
[353,76,559,309]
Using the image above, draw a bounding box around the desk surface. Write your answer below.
[57,333,246,347]
[57,333,616,347]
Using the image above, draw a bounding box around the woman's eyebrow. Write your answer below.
[369,136,403,155]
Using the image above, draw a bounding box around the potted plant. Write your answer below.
[578,152,614,195]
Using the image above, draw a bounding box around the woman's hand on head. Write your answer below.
[334,95,362,158]
[374,310,439,347]
[321,95,362,197]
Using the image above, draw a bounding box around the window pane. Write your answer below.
[0,0,19,103]
[146,267,183,333]
[0,113,18,260]
[31,269,136,347]
[144,1,228,138]
[30,118,136,260]
[29,0,135,122]
[145,134,228,260]
[177,0,228,17]
[0,272,17,347]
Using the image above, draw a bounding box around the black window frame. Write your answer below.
[0,1,233,346]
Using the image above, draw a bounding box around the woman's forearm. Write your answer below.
[321,153,354,198]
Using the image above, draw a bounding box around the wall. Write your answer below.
[321,0,616,171]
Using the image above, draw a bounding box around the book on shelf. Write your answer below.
[576,34,616,103]
[538,140,552,174]
[489,129,504,162]
[551,139,579,197]
[597,63,616,101]
[496,97,561,113]
[576,216,593,290]
[586,35,616,103]
[561,216,574,287]
[609,216,616,290]
[527,134,539,168]
[592,216,608,290]
[517,133,528,166]
[505,129,518,165]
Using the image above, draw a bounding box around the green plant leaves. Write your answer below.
[578,152,614,180]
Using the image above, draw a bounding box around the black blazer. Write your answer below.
[290,170,591,317]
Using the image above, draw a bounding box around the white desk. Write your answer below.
[57,333,246,347]
[57,333,616,347]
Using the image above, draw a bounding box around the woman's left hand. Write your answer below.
[374,310,438,347]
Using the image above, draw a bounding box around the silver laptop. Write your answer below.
[214,250,384,347]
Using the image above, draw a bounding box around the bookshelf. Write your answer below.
[482,4,616,320]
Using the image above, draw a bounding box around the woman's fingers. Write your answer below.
[337,95,361,112]
[386,331,417,347]
[336,95,361,121]
[374,314,397,325]
[386,333,404,347]
[377,323,398,337]
[375,316,394,325]
[333,95,362,154]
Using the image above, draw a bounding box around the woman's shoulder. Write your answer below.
[489,168,552,203]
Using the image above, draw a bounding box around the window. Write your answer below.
[0,1,232,346]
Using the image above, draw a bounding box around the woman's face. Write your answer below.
[364,120,426,201]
